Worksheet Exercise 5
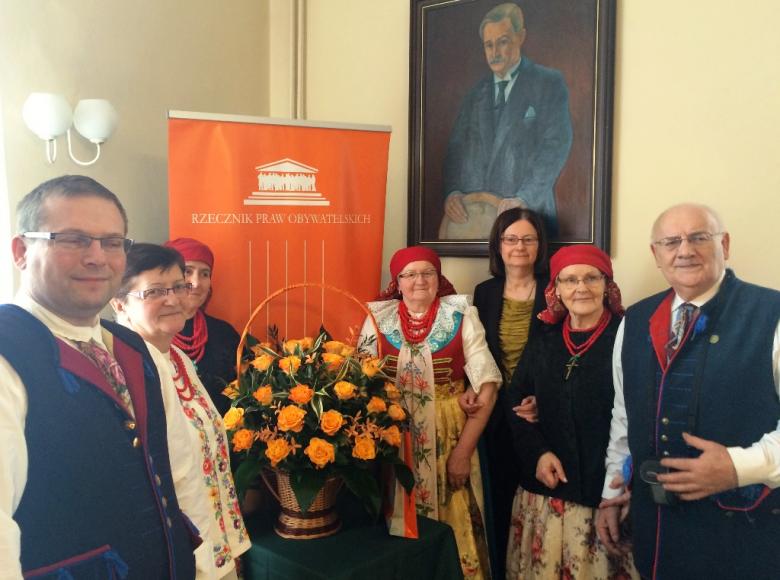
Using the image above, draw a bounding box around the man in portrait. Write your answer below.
[441,2,573,239]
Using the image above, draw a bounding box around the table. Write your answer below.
[243,494,463,580]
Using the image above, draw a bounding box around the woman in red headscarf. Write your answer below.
[360,246,501,580]
[504,245,637,579]
[164,238,240,415]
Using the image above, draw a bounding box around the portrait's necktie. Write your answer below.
[666,302,698,360]
[77,339,135,416]
[494,80,510,124]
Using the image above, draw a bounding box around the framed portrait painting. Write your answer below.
[408,0,616,256]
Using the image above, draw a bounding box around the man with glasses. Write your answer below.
[596,203,780,578]
[0,176,214,578]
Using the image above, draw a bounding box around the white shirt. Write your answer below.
[602,286,780,499]
[0,295,215,579]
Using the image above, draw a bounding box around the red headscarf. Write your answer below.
[377,246,457,300]
[538,244,624,324]
[164,238,215,271]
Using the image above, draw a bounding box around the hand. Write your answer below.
[447,447,472,489]
[496,197,525,215]
[458,387,483,417]
[535,451,568,489]
[444,193,468,223]
[657,432,738,500]
[513,395,538,423]
[596,474,632,556]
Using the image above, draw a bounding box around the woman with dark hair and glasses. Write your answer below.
[471,207,549,579]
[111,243,250,579]
[504,245,637,579]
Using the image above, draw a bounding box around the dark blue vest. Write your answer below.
[621,271,780,579]
[0,305,196,579]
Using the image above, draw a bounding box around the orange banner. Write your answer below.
[168,112,390,342]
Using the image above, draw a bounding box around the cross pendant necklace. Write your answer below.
[564,355,580,380]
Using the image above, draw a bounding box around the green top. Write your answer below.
[499,297,534,381]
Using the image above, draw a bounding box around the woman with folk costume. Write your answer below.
[112,243,250,579]
[504,245,637,579]
[360,246,501,580]
[164,237,241,415]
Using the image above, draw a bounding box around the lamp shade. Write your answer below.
[22,93,72,140]
[73,99,118,143]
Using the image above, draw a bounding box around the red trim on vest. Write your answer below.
[57,341,128,415]
[23,544,112,578]
[113,338,149,445]
[648,292,675,370]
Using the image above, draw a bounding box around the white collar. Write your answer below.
[671,270,726,311]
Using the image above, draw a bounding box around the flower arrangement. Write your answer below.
[224,332,413,516]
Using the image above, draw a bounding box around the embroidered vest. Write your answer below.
[0,305,196,579]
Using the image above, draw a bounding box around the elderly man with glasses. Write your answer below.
[596,203,780,579]
[0,175,215,579]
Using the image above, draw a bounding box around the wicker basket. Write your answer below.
[261,470,343,539]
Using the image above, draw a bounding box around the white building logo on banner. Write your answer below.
[244,158,330,206]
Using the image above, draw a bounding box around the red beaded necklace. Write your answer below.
[399,297,440,344]
[170,348,196,401]
[172,309,208,363]
[561,309,612,380]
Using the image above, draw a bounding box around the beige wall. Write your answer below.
[0,0,270,286]
[302,0,780,305]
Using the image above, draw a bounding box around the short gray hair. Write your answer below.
[17,175,128,234]
[480,2,525,40]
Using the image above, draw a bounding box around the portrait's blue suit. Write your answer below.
[443,57,573,236]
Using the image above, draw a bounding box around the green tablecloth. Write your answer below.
[243,495,463,580]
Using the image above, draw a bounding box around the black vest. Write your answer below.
[0,305,196,579]
[621,271,780,579]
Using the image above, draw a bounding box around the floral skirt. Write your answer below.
[431,384,491,580]
[507,487,638,580]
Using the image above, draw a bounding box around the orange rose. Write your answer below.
[304,437,336,469]
[324,340,347,354]
[384,382,401,401]
[321,352,344,371]
[387,404,406,422]
[223,407,245,430]
[299,337,314,350]
[352,435,376,460]
[251,354,274,371]
[361,357,382,378]
[222,380,239,400]
[340,345,356,357]
[250,342,276,357]
[320,409,344,436]
[289,384,314,405]
[232,429,255,452]
[381,425,401,447]
[333,380,357,400]
[253,385,273,405]
[283,339,301,354]
[265,437,292,467]
[278,355,301,374]
[277,405,306,432]
[366,396,387,414]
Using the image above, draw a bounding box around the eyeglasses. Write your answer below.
[652,231,724,251]
[398,269,438,281]
[556,274,605,290]
[23,231,133,254]
[125,283,192,301]
[500,235,539,246]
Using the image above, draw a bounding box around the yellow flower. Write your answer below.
[250,342,276,357]
[265,438,292,467]
[340,345,356,357]
[222,380,239,400]
[333,380,357,400]
[321,352,344,371]
[361,357,382,378]
[380,425,401,447]
[253,385,273,406]
[305,437,336,469]
[366,396,387,414]
[223,407,245,430]
[384,382,401,401]
[324,340,347,354]
[277,405,306,433]
[387,404,406,422]
[299,337,314,350]
[231,429,255,452]
[251,354,274,371]
[289,384,314,405]
[320,409,344,436]
[352,435,376,460]
[279,355,301,374]
[283,339,301,354]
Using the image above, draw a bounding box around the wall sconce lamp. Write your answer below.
[22,92,118,166]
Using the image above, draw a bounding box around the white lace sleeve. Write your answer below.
[461,305,502,393]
